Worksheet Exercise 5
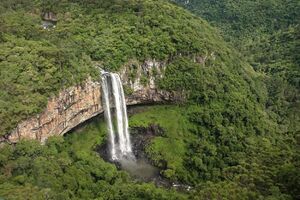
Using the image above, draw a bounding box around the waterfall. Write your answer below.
[101,72,133,160]
[101,74,117,160]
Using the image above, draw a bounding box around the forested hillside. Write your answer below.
[0,0,226,137]
[174,0,300,133]
[0,0,299,199]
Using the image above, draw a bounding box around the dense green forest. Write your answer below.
[1,0,229,137]
[0,117,187,199]
[174,0,300,132]
[0,0,299,199]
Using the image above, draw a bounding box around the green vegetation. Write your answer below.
[174,0,300,133]
[0,0,232,137]
[0,0,299,199]
[0,37,97,136]
[0,118,186,199]
[0,104,298,199]
[129,105,299,199]
[174,0,299,40]
[130,106,194,181]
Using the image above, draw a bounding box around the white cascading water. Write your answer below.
[101,72,133,160]
[101,73,117,160]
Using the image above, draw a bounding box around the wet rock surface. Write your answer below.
[96,124,164,170]
[130,124,165,159]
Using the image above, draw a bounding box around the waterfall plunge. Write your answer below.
[101,72,134,160]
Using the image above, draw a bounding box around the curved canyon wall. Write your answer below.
[1,60,175,144]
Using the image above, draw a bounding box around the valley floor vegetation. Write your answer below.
[0,105,299,199]
[0,0,299,199]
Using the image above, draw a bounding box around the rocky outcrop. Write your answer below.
[1,60,175,144]
[42,12,58,22]
[120,59,173,104]
[41,12,57,29]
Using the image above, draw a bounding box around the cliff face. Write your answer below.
[1,60,174,144]
[4,79,102,144]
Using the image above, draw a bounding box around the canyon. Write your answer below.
[0,60,176,144]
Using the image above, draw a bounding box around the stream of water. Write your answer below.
[101,72,134,160]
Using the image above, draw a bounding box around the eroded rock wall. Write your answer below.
[1,60,175,144]
[4,79,102,144]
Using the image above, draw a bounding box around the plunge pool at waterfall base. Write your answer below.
[96,128,191,190]
[96,105,192,191]
[96,137,164,184]
[118,157,160,182]
[97,142,191,190]
[65,104,192,191]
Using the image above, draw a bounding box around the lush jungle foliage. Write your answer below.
[130,105,299,199]
[0,0,229,137]
[0,118,186,199]
[1,103,297,199]
[0,0,299,199]
[174,0,300,132]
